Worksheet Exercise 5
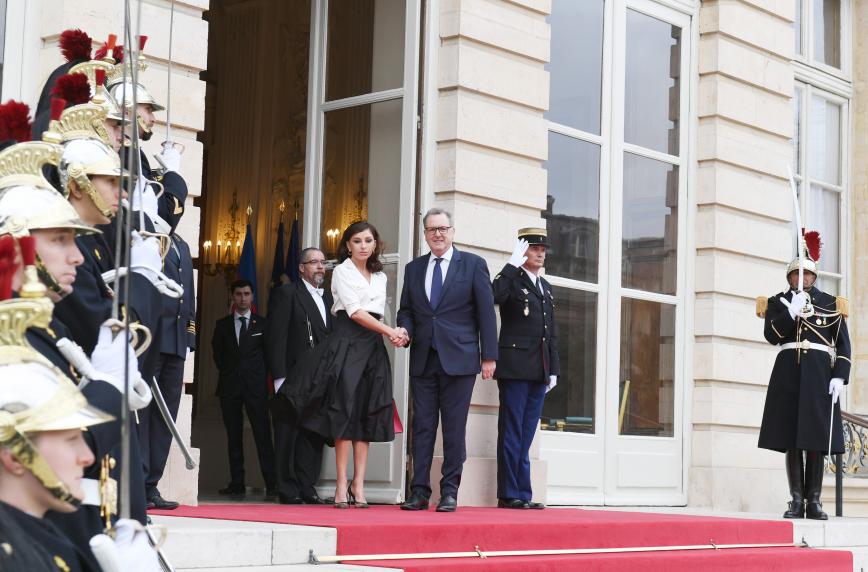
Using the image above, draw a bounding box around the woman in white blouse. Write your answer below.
[298,221,403,509]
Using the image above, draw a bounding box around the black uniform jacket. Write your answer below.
[265,280,333,381]
[758,288,852,454]
[0,501,94,572]
[212,313,269,399]
[492,264,560,383]
[160,233,196,357]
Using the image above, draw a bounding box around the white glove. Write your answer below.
[131,176,160,221]
[274,377,286,393]
[158,145,181,173]
[783,291,808,319]
[130,231,162,283]
[88,324,151,410]
[507,238,529,268]
[546,375,557,394]
[90,519,161,572]
[829,378,844,405]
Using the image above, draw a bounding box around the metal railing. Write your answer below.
[826,410,868,517]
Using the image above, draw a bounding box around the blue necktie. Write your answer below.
[430,258,443,308]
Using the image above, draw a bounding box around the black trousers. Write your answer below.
[138,352,185,496]
[410,348,476,499]
[220,392,276,487]
[273,413,324,499]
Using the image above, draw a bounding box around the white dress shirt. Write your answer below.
[521,266,543,294]
[331,258,387,317]
[234,309,252,342]
[424,246,454,301]
[303,278,328,324]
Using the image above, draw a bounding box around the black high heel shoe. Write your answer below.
[348,484,369,509]
[334,486,349,509]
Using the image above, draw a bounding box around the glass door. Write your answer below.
[302,0,420,503]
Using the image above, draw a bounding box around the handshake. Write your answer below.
[389,326,410,348]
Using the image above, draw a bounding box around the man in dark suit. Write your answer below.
[211,279,276,496]
[140,231,196,510]
[492,228,559,510]
[397,208,498,512]
[266,247,332,504]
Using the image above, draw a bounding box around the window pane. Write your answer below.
[546,0,604,134]
[622,153,679,295]
[619,298,675,437]
[625,9,681,155]
[320,99,402,256]
[809,95,841,185]
[325,0,405,101]
[541,287,597,434]
[795,0,803,55]
[812,0,841,68]
[793,85,803,174]
[544,132,601,283]
[818,276,840,295]
[808,185,840,273]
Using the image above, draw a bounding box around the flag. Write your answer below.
[270,220,285,291]
[237,223,258,311]
[285,217,301,283]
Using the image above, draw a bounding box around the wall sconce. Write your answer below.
[325,227,341,255]
[201,190,244,279]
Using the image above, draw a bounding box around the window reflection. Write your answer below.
[325,0,405,101]
[543,132,601,283]
[619,299,675,437]
[541,287,597,434]
[546,0,604,135]
[624,9,681,155]
[812,0,841,69]
[622,153,679,295]
[808,95,841,185]
[808,185,840,273]
[320,99,402,257]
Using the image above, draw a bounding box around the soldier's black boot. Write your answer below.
[804,451,828,520]
[782,449,805,519]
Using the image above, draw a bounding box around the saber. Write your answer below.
[828,396,835,458]
[165,0,174,145]
[151,377,197,470]
[785,165,805,295]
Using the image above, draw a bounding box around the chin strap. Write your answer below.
[67,165,114,219]
[36,256,67,298]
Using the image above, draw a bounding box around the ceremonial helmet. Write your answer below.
[106,36,165,138]
[786,230,821,278]
[0,234,112,510]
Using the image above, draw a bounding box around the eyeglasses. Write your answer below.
[424,226,453,236]
[303,260,327,266]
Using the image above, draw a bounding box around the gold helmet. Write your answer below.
[0,234,112,509]
[59,139,122,218]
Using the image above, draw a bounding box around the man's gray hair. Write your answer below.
[300,246,324,263]
[422,207,453,227]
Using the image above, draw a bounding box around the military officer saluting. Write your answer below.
[492,228,559,510]
[757,230,851,520]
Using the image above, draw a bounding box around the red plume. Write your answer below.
[804,230,822,262]
[113,45,124,63]
[59,29,92,62]
[95,68,106,87]
[50,97,66,121]
[0,235,17,301]
[51,73,91,106]
[0,100,33,142]
[18,236,36,267]
[138,35,148,51]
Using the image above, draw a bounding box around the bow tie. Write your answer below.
[314,288,324,296]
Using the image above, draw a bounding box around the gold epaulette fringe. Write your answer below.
[755,296,768,318]
[836,296,849,318]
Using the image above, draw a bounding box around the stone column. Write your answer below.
[429,0,551,505]
[690,0,796,513]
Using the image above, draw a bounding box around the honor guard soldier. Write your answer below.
[492,228,559,510]
[757,230,851,520]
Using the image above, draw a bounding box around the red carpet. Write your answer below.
[150,504,852,571]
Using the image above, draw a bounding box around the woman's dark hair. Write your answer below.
[338,221,384,273]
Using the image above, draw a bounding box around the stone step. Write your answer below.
[151,515,336,568]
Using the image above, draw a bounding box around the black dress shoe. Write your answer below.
[527,502,545,510]
[436,495,457,512]
[400,493,430,511]
[265,486,279,499]
[302,493,327,505]
[147,493,179,510]
[497,498,529,509]
[218,484,246,496]
[279,495,305,504]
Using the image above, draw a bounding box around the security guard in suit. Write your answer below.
[492,228,559,510]
[757,230,851,521]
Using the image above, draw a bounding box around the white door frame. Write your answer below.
[302,0,422,503]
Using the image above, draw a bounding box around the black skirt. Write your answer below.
[286,311,395,445]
